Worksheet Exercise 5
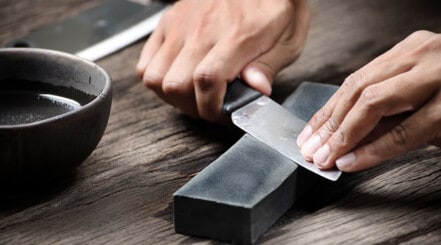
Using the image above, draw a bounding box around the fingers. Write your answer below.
[314,70,438,169]
[141,35,184,105]
[298,57,415,161]
[193,37,263,121]
[190,1,306,122]
[296,30,441,172]
[297,31,429,151]
[336,94,441,172]
[162,39,214,118]
[136,25,165,78]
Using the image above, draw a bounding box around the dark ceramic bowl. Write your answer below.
[0,48,112,178]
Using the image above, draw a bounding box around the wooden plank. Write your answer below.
[1,0,441,244]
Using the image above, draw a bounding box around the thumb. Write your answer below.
[243,0,310,96]
[242,44,301,96]
[241,64,273,96]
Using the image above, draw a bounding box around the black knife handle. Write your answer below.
[222,78,262,115]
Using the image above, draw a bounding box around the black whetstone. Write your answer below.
[174,82,338,244]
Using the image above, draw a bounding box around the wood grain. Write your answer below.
[1,0,441,244]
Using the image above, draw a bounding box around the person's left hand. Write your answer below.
[296,30,441,172]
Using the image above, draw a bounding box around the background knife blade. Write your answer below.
[6,0,169,61]
[223,78,342,181]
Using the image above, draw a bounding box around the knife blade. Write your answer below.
[6,0,169,61]
[223,78,342,181]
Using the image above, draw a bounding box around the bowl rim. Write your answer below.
[0,48,112,130]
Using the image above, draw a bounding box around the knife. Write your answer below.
[223,78,342,181]
[6,0,169,61]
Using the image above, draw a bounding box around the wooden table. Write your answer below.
[2,0,441,244]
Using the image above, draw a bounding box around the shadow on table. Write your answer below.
[0,170,78,212]
[292,160,407,212]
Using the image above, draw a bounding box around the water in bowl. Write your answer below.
[0,79,95,125]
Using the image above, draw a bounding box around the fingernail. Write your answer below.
[336,152,356,170]
[313,144,330,168]
[301,135,322,158]
[297,125,313,147]
[245,68,271,95]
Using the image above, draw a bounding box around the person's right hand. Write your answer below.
[136,0,310,122]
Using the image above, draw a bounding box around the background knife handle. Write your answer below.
[222,78,262,115]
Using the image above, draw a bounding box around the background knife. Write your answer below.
[6,0,169,61]
[223,78,342,181]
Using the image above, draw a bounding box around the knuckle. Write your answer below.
[389,124,409,146]
[336,129,350,147]
[409,46,427,59]
[359,86,383,112]
[323,117,340,135]
[394,31,432,58]
[365,141,380,157]
[311,108,331,127]
[328,129,351,152]
[409,32,440,56]
[159,8,175,27]
[400,30,432,50]
[162,81,183,96]
[143,72,163,89]
[408,30,433,40]
[193,69,221,92]
[343,71,366,92]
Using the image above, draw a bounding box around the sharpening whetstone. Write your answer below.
[174,82,338,244]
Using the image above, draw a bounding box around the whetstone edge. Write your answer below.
[174,82,339,244]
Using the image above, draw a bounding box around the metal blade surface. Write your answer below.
[6,0,168,61]
[231,96,341,181]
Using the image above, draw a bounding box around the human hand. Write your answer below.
[296,30,441,172]
[136,0,309,122]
